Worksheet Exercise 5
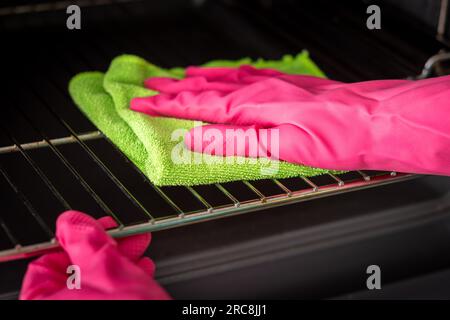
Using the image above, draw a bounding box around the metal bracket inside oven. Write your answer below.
[410,51,450,80]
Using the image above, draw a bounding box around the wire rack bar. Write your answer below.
[0,0,140,17]
[357,170,371,181]
[272,179,292,196]
[0,131,103,155]
[0,216,19,249]
[215,183,240,207]
[300,176,319,192]
[186,186,213,213]
[328,173,345,186]
[243,181,266,202]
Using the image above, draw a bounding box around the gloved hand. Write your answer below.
[20,210,171,300]
[131,65,450,176]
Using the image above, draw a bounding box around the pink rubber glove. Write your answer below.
[131,65,450,176]
[20,210,171,300]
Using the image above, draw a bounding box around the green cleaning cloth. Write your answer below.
[69,52,339,186]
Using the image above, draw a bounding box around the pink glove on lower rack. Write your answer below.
[131,65,450,176]
[20,211,171,300]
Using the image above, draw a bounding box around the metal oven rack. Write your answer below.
[0,0,427,263]
[0,121,416,262]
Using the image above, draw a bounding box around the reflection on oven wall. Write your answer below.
[366,0,448,39]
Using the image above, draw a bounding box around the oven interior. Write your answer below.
[1,0,450,299]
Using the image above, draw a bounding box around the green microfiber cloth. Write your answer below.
[69,52,338,186]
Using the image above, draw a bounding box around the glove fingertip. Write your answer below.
[185,66,206,78]
[144,77,177,92]
[137,257,156,277]
[56,210,97,236]
[97,216,118,230]
[130,97,158,115]
[56,211,114,256]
